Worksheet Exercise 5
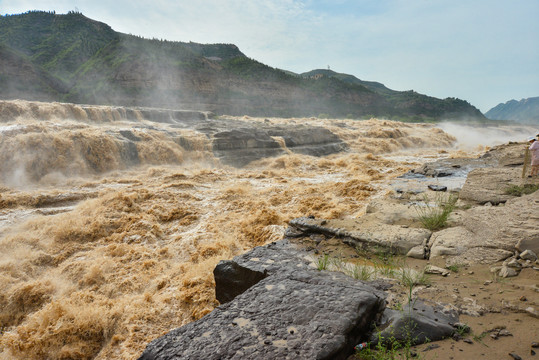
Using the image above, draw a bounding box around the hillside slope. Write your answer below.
[0,11,486,120]
[485,97,539,124]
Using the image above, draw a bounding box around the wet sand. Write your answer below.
[299,227,539,360]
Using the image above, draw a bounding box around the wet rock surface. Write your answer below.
[395,142,528,196]
[412,157,495,178]
[209,121,347,166]
[140,271,385,360]
[289,141,539,266]
[138,239,463,360]
[139,240,388,360]
[371,300,459,346]
[211,128,285,167]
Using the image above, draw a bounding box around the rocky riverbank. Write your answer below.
[138,142,539,359]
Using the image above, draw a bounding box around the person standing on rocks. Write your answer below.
[529,137,539,177]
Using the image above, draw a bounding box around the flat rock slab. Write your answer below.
[459,167,521,205]
[412,157,495,178]
[139,269,386,360]
[209,121,347,167]
[430,190,539,264]
[138,238,462,360]
[479,142,528,167]
[289,217,431,255]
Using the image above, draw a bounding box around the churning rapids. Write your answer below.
[0,100,533,359]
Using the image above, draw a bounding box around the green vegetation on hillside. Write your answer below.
[0,11,487,120]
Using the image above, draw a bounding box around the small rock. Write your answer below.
[468,271,474,275]
[484,202,493,207]
[498,329,513,337]
[520,249,538,262]
[484,280,492,285]
[499,266,519,278]
[504,258,522,269]
[463,338,473,344]
[509,353,522,360]
[532,341,539,348]
[406,246,425,259]
[428,184,447,192]
[422,344,441,351]
[525,307,539,318]
[424,264,450,276]
[520,296,527,302]
[531,349,536,356]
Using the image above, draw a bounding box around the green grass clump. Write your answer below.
[355,331,426,360]
[505,184,539,196]
[349,264,374,281]
[316,254,330,271]
[445,263,462,273]
[400,268,430,288]
[414,194,458,231]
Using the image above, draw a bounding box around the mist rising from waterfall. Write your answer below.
[437,122,537,149]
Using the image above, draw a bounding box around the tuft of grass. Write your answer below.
[414,193,458,231]
[400,268,430,288]
[348,264,373,281]
[445,263,463,273]
[356,331,425,360]
[330,253,346,272]
[504,184,539,196]
[316,254,330,271]
[472,331,488,346]
[454,323,471,337]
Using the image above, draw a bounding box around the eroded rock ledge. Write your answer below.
[138,240,460,360]
[289,142,539,266]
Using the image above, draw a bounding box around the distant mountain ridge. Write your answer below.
[0,11,486,120]
[485,97,539,124]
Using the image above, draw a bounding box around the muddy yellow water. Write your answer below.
[0,100,466,359]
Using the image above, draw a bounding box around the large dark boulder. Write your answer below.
[138,240,460,360]
[213,260,267,304]
[139,270,386,360]
[139,240,387,360]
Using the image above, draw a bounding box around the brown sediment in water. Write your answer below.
[0,101,465,359]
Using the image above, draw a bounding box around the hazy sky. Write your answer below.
[2,0,538,112]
